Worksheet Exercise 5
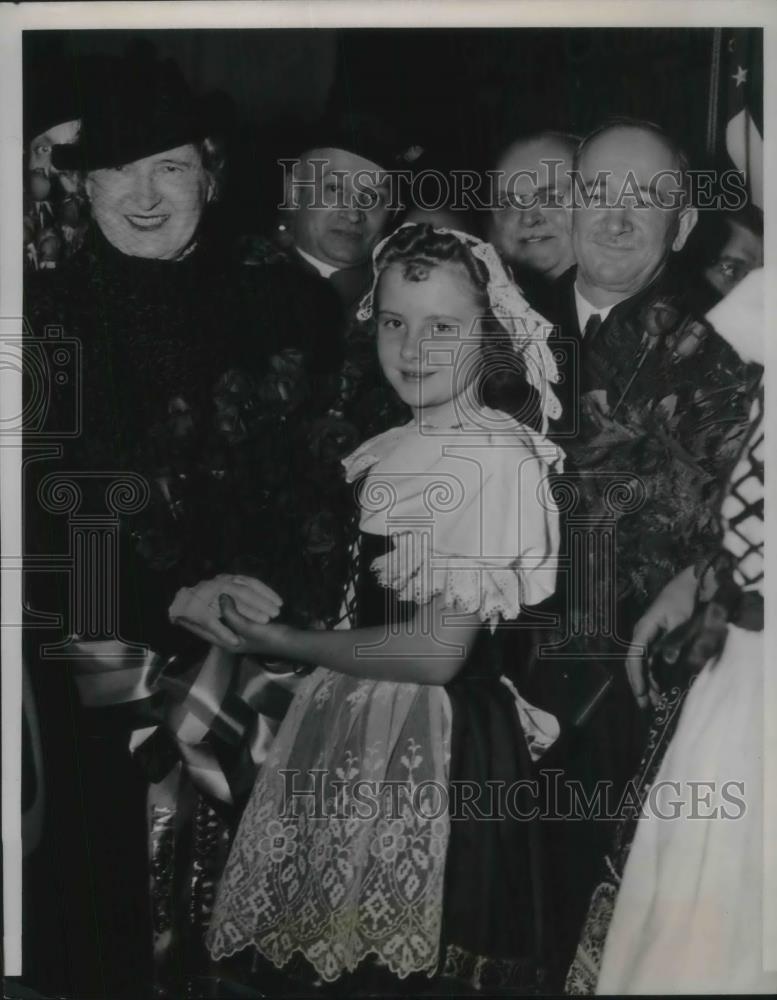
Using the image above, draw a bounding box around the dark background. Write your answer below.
[25,27,726,236]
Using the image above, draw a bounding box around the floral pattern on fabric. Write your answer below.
[207,666,452,982]
[564,291,759,610]
[565,367,764,995]
[564,682,691,995]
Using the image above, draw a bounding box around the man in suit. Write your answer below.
[278,114,399,315]
[488,130,578,315]
[530,119,757,985]
[539,119,699,436]
[486,131,580,436]
[250,115,414,442]
[548,119,696,372]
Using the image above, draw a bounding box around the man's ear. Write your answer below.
[84,175,94,201]
[672,205,698,252]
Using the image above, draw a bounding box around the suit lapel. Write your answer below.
[291,248,370,316]
[291,247,322,281]
[329,264,371,313]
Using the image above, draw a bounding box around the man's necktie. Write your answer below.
[584,313,603,342]
[580,313,604,395]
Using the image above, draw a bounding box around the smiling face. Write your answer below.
[490,135,576,280]
[85,143,213,259]
[572,126,697,306]
[289,147,392,269]
[376,262,484,425]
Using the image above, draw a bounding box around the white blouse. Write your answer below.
[342,405,564,627]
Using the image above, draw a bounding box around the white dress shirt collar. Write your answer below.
[296,246,338,279]
[574,284,615,335]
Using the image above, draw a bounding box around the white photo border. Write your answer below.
[1,0,775,982]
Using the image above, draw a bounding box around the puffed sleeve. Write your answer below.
[359,423,563,626]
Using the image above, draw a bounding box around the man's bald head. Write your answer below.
[571,119,697,306]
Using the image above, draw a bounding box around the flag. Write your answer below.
[717,28,763,208]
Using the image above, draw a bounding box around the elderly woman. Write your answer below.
[23,50,346,1000]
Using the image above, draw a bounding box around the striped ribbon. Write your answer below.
[70,638,299,805]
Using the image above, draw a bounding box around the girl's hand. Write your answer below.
[169,575,283,647]
[216,594,290,656]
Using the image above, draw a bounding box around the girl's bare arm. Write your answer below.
[218,594,481,685]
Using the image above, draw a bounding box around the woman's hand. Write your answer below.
[169,575,282,647]
[625,564,699,709]
[216,593,291,656]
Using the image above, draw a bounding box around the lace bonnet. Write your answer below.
[356,222,562,432]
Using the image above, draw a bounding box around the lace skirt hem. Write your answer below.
[207,931,440,985]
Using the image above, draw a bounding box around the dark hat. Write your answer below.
[290,110,418,171]
[23,44,85,148]
[25,91,80,151]
[51,49,220,172]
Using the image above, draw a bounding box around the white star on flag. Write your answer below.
[722,31,762,208]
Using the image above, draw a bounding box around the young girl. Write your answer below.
[173,223,564,993]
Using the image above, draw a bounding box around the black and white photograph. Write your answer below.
[1,2,775,998]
